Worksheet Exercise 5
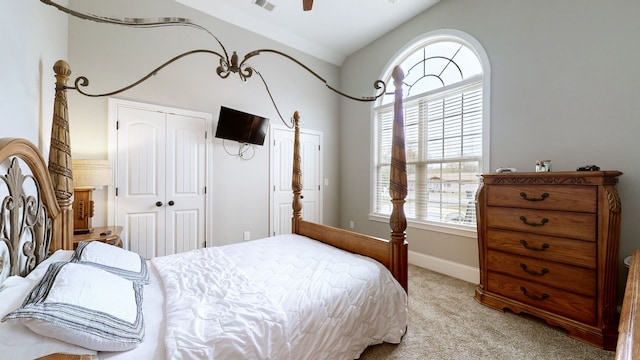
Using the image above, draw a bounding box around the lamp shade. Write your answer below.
[72,160,112,187]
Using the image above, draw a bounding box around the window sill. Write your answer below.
[369,214,477,239]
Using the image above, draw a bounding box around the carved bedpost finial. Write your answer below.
[50,60,73,197]
[53,59,72,82]
[49,59,74,251]
[291,111,302,233]
[389,65,407,233]
[389,65,408,291]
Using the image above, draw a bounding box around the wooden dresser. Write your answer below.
[475,171,622,350]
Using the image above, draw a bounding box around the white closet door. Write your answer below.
[270,125,322,236]
[116,105,207,258]
[116,107,166,258]
[165,113,206,255]
[300,132,321,222]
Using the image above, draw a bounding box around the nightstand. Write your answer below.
[73,226,123,249]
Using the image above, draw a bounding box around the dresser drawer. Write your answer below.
[487,250,596,297]
[486,229,596,269]
[487,272,596,325]
[486,185,597,213]
[486,207,596,241]
[477,171,622,349]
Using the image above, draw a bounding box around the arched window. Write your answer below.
[372,31,490,229]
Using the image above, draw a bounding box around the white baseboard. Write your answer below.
[409,250,480,284]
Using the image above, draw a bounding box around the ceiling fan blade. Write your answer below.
[303,0,313,11]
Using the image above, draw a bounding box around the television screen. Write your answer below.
[215,106,269,146]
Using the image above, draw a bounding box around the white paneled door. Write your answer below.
[270,125,322,236]
[114,102,208,258]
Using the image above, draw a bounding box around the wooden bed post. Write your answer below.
[291,111,302,233]
[48,60,74,251]
[290,71,408,291]
[389,65,408,291]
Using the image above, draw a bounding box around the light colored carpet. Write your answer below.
[359,265,615,360]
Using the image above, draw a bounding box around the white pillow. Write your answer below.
[71,241,149,284]
[2,262,144,352]
[24,249,73,281]
[0,270,96,359]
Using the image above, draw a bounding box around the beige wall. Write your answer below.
[1,1,68,149]
[65,0,340,246]
[340,0,640,295]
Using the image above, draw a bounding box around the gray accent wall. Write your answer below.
[339,0,640,294]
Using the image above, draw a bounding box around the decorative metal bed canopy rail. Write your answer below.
[40,1,408,288]
[41,0,386,127]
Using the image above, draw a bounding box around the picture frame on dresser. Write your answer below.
[474,171,622,350]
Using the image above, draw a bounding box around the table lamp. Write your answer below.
[72,159,111,234]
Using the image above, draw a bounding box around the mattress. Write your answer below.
[99,234,408,359]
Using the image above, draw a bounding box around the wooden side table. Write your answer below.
[73,226,123,249]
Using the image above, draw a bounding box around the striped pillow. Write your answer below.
[71,241,149,284]
[1,262,144,351]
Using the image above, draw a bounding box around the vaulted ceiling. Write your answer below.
[175,0,440,65]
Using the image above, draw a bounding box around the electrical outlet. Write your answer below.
[243,231,250,241]
[349,221,354,229]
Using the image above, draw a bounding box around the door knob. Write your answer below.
[168,200,175,206]
[300,195,304,199]
[156,201,163,207]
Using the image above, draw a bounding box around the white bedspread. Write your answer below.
[151,247,290,359]
[151,234,407,360]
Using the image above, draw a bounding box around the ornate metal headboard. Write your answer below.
[0,138,61,283]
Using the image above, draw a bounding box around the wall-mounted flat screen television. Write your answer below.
[215,106,269,146]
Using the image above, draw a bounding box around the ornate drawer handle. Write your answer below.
[519,240,549,251]
[519,216,549,227]
[520,263,549,276]
[520,192,549,202]
[520,286,549,301]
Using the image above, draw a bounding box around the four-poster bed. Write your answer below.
[0,57,409,359]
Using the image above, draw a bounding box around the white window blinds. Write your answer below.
[374,83,482,226]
